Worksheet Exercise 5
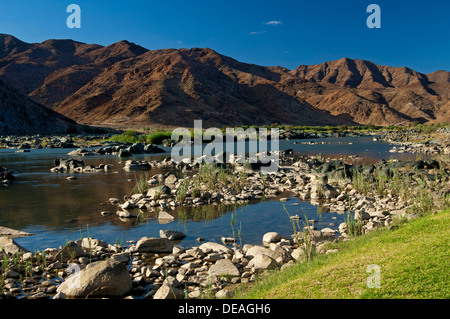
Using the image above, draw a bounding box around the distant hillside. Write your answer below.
[0,34,448,128]
[291,58,450,125]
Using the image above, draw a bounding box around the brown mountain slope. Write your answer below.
[0,35,448,128]
[292,58,449,125]
[427,70,450,84]
[0,34,33,59]
[55,48,345,127]
[291,57,430,89]
[0,80,77,135]
[0,34,148,108]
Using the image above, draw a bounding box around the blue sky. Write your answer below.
[0,0,449,73]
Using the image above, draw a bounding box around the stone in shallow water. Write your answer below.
[159,229,186,241]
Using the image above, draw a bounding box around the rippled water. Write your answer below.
[0,136,420,252]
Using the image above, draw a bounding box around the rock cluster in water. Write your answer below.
[0,165,15,186]
[67,142,166,157]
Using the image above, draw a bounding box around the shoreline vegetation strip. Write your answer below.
[234,208,449,299]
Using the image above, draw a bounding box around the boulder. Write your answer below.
[322,184,339,199]
[245,245,283,263]
[291,247,305,261]
[199,242,233,255]
[116,210,137,218]
[123,160,151,171]
[262,232,287,247]
[77,238,108,250]
[135,237,174,253]
[248,254,279,271]
[0,237,29,254]
[118,149,132,157]
[56,259,132,298]
[129,143,145,154]
[158,211,175,222]
[355,210,371,221]
[159,229,186,241]
[147,185,171,198]
[215,289,234,299]
[153,283,184,299]
[52,158,84,172]
[0,226,32,237]
[338,222,348,234]
[208,259,240,277]
[164,174,178,185]
[144,144,166,154]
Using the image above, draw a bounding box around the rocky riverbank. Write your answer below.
[1,150,448,300]
[1,128,368,151]
[381,128,450,155]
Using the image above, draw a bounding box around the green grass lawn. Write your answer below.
[235,209,449,299]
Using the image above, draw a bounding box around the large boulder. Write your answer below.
[153,283,184,299]
[123,160,151,171]
[129,143,145,154]
[262,232,288,247]
[76,238,109,250]
[245,245,283,263]
[164,173,178,186]
[199,242,233,255]
[355,210,371,221]
[147,185,171,198]
[144,144,166,154]
[0,237,29,254]
[159,229,186,241]
[311,182,339,199]
[56,259,132,298]
[248,254,279,272]
[52,158,84,172]
[208,259,240,277]
[134,237,174,253]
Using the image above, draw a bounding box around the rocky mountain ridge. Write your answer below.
[1,34,448,130]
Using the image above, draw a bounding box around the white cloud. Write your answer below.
[264,20,282,26]
[249,31,267,35]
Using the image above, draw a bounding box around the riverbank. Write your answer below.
[233,208,450,299]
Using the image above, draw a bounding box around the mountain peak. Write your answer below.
[0,33,31,59]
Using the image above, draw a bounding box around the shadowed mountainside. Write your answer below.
[0,79,78,135]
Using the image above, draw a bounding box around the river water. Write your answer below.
[0,136,420,252]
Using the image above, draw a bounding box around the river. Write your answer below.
[0,136,421,252]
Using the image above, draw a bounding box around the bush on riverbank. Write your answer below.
[108,130,172,145]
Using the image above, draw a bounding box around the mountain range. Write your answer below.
[0,33,449,133]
